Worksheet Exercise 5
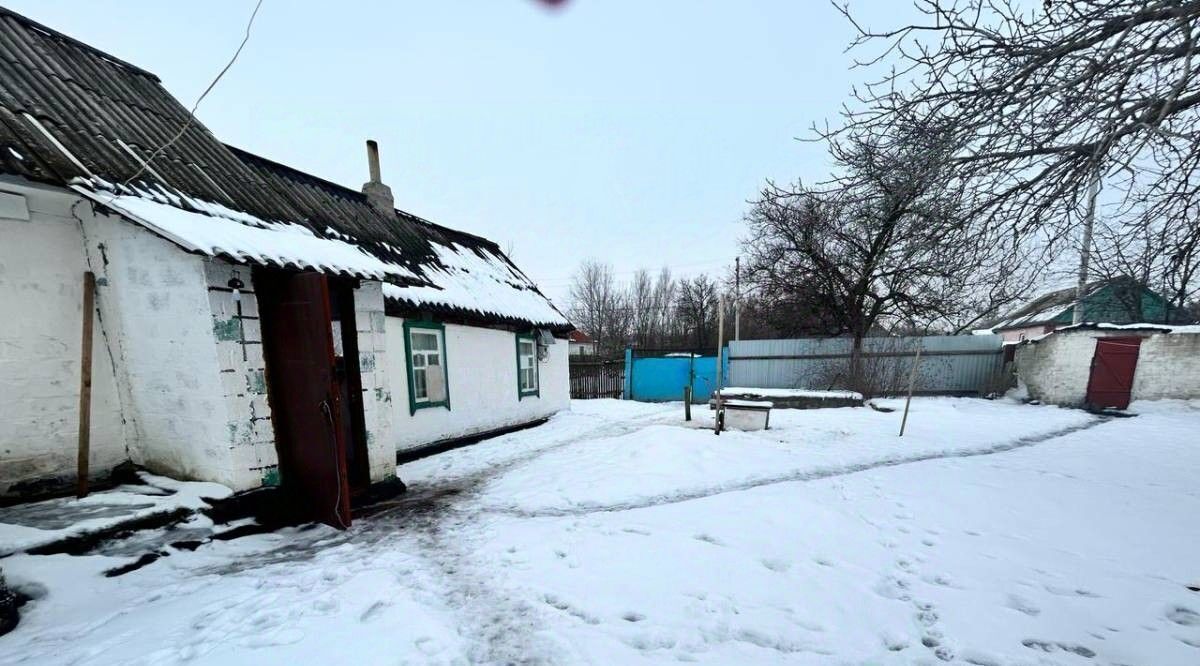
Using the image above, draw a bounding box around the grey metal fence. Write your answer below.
[727,335,1006,396]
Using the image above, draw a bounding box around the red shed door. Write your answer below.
[1085,337,1142,410]
[256,269,352,529]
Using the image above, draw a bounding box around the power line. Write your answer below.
[122,0,265,187]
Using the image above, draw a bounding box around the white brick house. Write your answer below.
[0,9,571,526]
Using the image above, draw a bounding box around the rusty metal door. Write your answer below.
[257,269,352,528]
[1085,337,1142,410]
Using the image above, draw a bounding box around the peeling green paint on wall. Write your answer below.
[213,317,241,341]
[261,467,280,487]
[374,387,392,403]
[359,352,376,372]
[247,369,267,395]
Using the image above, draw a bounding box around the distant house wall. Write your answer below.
[1015,329,1200,407]
[0,180,129,497]
[569,341,596,356]
[386,317,569,452]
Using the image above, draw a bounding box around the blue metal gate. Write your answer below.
[623,349,727,402]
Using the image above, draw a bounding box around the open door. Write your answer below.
[256,269,352,528]
[328,279,371,495]
[1085,337,1141,410]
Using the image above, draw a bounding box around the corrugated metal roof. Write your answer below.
[0,6,569,331]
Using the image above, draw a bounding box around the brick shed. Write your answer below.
[1014,324,1200,409]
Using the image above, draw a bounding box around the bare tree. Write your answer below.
[743,116,1029,391]
[567,260,627,355]
[628,269,656,347]
[834,0,1200,302]
[650,268,678,345]
[675,275,720,348]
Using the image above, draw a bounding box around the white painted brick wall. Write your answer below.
[78,204,247,488]
[203,259,279,489]
[0,181,129,497]
[354,281,396,482]
[1132,333,1200,400]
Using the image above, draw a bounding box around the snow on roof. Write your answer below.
[74,184,418,281]
[0,7,571,331]
[382,239,570,329]
[1022,321,1200,343]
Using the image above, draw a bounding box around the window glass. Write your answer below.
[518,337,538,393]
[410,327,446,404]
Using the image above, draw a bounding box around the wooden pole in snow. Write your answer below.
[714,292,726,435]
[898,343,923,438]
[684,386,692,421]
[77,271,95,498]
[734,257,741,341]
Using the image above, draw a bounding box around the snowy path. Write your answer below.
[2,398,1198,665]
[481,416,1109,519]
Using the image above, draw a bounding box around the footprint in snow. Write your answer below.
[360,600,388,622]
[873,575,912,601]
[1021,638,1096,658]
[880,631,909,651]
[760,558,791,573]
[1167,605,1200,626]
[922,573,954,587]
[1004,594,1041,617]
[622,611,646,622]
[693,533,724,546]
[1044,584,1102,598]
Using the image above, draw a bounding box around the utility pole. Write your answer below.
[714,291,726,435]
[1073,164,1101,325]
[734,257,741,341]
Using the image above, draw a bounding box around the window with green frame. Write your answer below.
[404,321,449,414]
[516,333,539,399]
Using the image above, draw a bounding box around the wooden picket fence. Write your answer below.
[569,359,624,399]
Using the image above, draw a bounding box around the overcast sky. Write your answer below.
[10,0,903,304]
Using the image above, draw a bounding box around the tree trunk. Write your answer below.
[849,330,866,397]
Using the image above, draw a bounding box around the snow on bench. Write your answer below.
[716,387,864,409]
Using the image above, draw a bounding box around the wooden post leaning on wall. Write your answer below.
[77,271,96,498]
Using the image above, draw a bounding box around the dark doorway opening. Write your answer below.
[255,269,368,528]
[1085,336,1142,411]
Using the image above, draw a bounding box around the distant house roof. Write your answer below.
[985,277,1182,332]
[0,7,569,331]
[568,330,593,343]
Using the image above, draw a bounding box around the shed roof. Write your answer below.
[0,7,569,330]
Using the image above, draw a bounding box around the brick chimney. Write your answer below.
[361,139,394,213]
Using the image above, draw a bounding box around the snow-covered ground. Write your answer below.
[2,398,1199,664]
